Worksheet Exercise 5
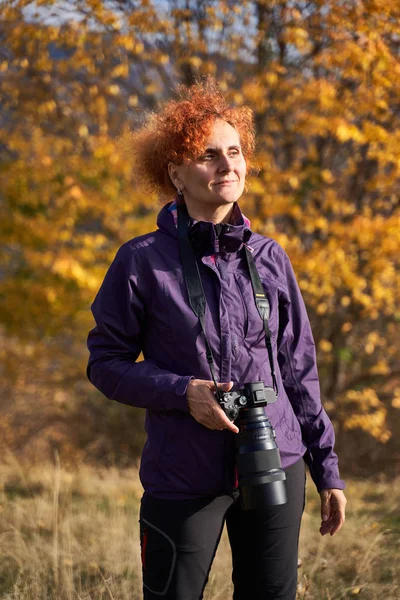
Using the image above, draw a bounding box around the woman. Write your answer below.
[86,78,346,600]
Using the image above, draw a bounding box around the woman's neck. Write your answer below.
[184,202,235,224]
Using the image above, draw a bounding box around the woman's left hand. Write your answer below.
[319,488,347,536]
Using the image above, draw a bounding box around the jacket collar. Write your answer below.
[157,199,252,256]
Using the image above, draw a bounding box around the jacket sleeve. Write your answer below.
[276,248,345,492]
[86,244,192,412]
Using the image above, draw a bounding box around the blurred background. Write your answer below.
[0,1,399,598]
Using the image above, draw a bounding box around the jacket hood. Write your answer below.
[156,199,252,256]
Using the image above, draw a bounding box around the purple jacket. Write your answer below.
[87,201,345,498]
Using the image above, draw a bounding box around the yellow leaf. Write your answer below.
[370,360,390,375]
[111,64,128,78]
[391,389,400,409]
[133,41,144,54]
[189,56,202,68]
[78,125,89,137]
[319,339,332,352]
[69,186,83,201]
[321,169,334,184]
[335,123,366,143]
[145,83,158,95]
[341,296,351,307]
[108,84,120,96]
[265,72,278,85]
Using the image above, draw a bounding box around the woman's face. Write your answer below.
[169,119,247,218]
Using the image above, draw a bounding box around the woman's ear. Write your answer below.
[168,162,181,191]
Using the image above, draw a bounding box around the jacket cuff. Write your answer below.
[316,476,346,492]
[172,375,194,412]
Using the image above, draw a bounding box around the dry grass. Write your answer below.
[0,453,399,600]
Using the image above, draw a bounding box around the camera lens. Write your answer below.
[236,407,287,509]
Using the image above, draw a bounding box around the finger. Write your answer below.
[319,517,334,536]
[209,385,238,432]
[330,511,346,536]
[220,381,234,392]
[319,508,345,536]
[212,405,239,433]
[219,411,239,433]
[320,491,331,523]
[330,520,345,536]
[328,495,346,535]
[204,380,233,390]
[213,381,234,392]
[320,522,335,536]
[319,525,330,536]
[203,382,237,432]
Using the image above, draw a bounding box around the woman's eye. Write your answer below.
[200,151,239,160]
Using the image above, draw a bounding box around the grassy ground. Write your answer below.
[0,455,399,599]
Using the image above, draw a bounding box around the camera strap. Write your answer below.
[244,246,278,392]
[177,203,277,397]
[177,204,222,399]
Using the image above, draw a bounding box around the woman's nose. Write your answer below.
[217,154,234,172]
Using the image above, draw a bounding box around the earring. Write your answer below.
[177,188,184,197]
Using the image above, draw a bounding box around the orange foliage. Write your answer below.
[0,0,399,465]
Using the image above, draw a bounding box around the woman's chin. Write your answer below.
[213,189,242,204]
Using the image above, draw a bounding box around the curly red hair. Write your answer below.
[126,77,256,201]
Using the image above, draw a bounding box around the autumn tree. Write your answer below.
[0,0,399,471]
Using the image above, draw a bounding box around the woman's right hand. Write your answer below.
[186,379,239,433]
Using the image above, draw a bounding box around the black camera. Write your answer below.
[219,382,287,510]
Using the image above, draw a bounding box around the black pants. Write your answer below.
[139,459,306,600]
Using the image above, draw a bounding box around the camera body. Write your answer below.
[219,381,278,421]
[218,382,287,510]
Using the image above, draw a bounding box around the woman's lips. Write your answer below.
[215,180,238,185]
